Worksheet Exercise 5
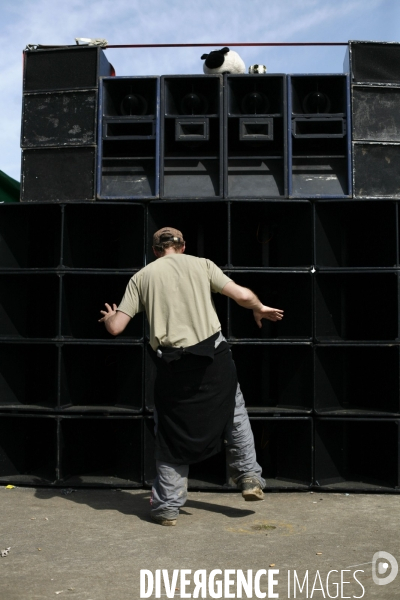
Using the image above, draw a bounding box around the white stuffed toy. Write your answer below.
[201,47,246,74]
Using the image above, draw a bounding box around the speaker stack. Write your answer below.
[311,41,400,492]
[349,41,400,198]
[21,46,113,202]
[0,44,399,492]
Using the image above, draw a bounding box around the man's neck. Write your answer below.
[163,248,182,256]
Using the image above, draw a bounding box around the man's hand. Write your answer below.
[98,302,117,323]
[253,305,284,328]
[98,303,131,336]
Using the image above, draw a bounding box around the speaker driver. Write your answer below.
[180,93,209,115]
[120,93,148,116]
[241,92,270,114]
[302,91,331,114]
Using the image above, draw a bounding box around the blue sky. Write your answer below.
[1,0,399,181]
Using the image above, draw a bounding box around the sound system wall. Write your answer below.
[1,42,399,492]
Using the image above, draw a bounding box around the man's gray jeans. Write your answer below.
[150,383,265,520]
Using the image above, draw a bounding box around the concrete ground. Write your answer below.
[1,486,399,600]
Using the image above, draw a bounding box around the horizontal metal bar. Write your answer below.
[106,42,349,48]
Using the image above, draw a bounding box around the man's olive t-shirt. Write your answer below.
[118,254,232,351]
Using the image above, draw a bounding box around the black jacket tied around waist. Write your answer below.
[153,332,237,465]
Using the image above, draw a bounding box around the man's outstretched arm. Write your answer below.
[98,303,132,335]
[221,281,284,328]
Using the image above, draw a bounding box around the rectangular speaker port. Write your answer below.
[239,118,273,140]
[175,119,209,141]
[293,118,346,138]
[103,120,155,139]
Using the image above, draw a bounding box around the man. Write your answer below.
[99,227,283,526]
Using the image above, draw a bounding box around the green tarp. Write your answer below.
[0,170,20,203]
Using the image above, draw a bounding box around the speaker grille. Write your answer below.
[22,91,97,147]
[22,147,95,201]
[353,143,400,197]
[351,42,400,83]
[24,48,100,91]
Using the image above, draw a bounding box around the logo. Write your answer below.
[372,551,398,586]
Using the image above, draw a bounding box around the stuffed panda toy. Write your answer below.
[201,47,246,74]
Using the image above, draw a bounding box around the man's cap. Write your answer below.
[153,227,184,247]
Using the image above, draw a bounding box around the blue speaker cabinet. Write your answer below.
[98,77,160,199]
[288,74,351,198]
[224,74,287,198]
[160,75,223,199]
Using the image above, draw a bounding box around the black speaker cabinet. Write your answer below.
[315,346,400,416]
[21,90,98,147]
[0,204,62,269]
[251,417,312,489]
[224,74,287,198]
[228,272,312,341]
[230,201,312,268]
[0,343,58,411]
[288,74,351,197]
[315,272,398,342]
[231,344,313,413]
[98,77,160,199]
[21,147,96,202]
[60,273,143,341]
[160,75,223,199]
[0,273,59,339]
[352,86,400,142]
[62,203,145,269]
[315,201,397,268]
[315,418,400,491]
[353,142,400,198]
[346,41,400,84]
[59,416,142,487]
[23,46,113,92]
[60,344,143,413]
[0,414,57,485]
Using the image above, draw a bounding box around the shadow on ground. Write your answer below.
[34,487,256,523]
